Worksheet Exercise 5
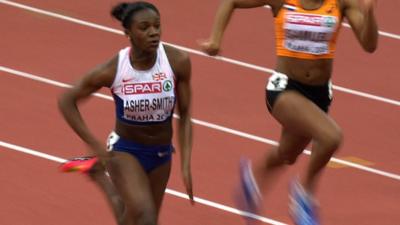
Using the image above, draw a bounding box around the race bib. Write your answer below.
[284,12,337,55]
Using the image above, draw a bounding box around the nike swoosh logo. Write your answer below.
[157,152,169,157]
[122,78,134,82]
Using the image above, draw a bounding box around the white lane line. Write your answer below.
[165,189,287,225]
[0,140,67,163]
[0,140,287,225]
[1,65,400,181]
[0,0,399,107]
[0,66,113,101]
[190,116,400,181]
[263,5,400,40]
[333,85,399,106]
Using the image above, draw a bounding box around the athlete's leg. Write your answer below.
[60,156,126,225]
[272,91,341,224]
[238,128,310,218]
[255,128,311,193]
[87,162,125,225]
[148,161,172,219]
[272,91,342,194]
[107,151,158,225]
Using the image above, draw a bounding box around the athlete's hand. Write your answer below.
[98,151,113,168]
[91,143,112,167]
[198,39,221,56]
[182,165,194,205]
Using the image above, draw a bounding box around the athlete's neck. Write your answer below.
[300,0,324,10]
[130,46,157,71]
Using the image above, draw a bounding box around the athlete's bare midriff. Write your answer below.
[115,120,173,145]
[275,56,333,85]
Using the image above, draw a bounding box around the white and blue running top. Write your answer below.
[111,44,176,124]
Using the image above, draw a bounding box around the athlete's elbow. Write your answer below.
[362,37,378,53]
[57,94,68,114]
[363,43,377,53]
[57,92,74,113]
[224,0,236,9]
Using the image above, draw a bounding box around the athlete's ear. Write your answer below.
[124,29,131,38]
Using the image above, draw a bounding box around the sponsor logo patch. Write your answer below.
[123,82,162,95]
[286,13,336,27]
[163,80,173,92]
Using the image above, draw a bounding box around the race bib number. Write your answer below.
[284,39,329,55]
[123,96,175,122]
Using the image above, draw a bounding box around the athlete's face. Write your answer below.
[126,9,161,53]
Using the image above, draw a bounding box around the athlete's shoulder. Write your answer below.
[86,54,118,88]
[338,0,354,11]
[229,0,281,8]
[97,54,119,77]
[163,44,191,79]
[268,0,285,7]
[163,44,190,70]
[269,0,286,17]
[163,44,189,62]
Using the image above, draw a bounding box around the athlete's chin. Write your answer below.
[144,46,158,54]
[148,42,159,50]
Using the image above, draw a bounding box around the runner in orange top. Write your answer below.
[200,0,378,224]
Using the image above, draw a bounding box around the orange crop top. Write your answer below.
[275,0,342,59]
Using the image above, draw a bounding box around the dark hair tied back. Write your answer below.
[111,3,129,22]
[111,1,159,29]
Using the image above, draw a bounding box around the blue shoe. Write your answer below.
[238,157,262,214]
[289,179,320,225]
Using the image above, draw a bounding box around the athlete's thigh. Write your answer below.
[107,151,156,214]
[272,91,340,139]
[148,161,171,215]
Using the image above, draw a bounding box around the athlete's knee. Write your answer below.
[319,127,343,153]
[274,148,301,165]
[281,150,303,165]
[127,207,157,225]
[283,155,299,165]
[137,211,157,225]
[274,141,308,165]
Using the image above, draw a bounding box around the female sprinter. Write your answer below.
[58,2,194,225]
[200,0,378,224]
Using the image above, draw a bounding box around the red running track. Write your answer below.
[0,1,399,225]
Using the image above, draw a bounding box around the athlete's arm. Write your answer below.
[343,0,378,52]
[199,0,281,55]
[166,45,194,204]
[58,56,117,159]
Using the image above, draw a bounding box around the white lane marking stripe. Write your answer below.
[0,140,287,225]
[0,141,67,163]
[263,5,400,40]
[0,0,399,106]
[166,189,287,225]
[1,65,400,181]
[333,85,399,106]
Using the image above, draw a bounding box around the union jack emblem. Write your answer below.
[153,72,167,81]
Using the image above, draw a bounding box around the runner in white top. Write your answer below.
[112,44,177,124]
[58,2,194,225]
